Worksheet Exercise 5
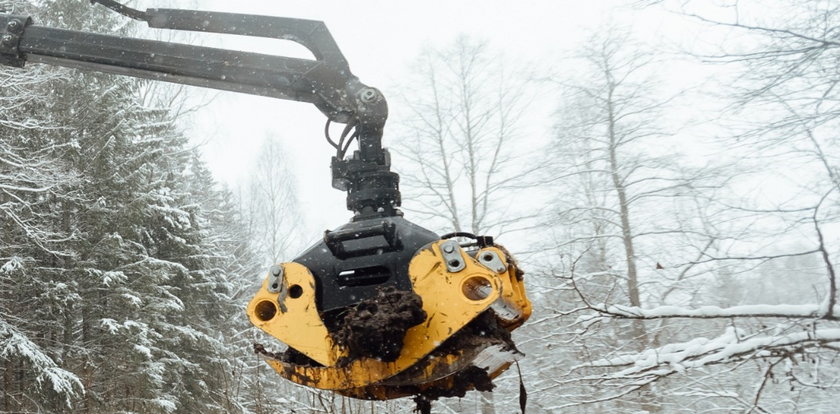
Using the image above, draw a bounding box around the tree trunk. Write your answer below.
[480,391,496,414]
[605,85,647,345]
[606,80,658,413]
[3,358,12,412]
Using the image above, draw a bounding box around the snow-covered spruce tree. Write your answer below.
[0,1,262,412]
[0,53,83,414]
[0,1,90,409]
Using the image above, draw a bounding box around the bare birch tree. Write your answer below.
[393,35,536,413]
[535,28,710,411]
[539,3,840,411]
[244,135,301,265]
[395,35,536,238]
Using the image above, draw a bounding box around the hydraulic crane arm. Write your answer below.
[0,6,386,129]
[0,3,395,214]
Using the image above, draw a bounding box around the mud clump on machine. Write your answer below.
[332,286,427,364]
[253,343,321,367]
[404,311,517,413]
[252,286,428,367]
[412,365,495,413]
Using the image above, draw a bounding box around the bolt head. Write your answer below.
[1,34,14,44]
[360,88,378,103]
[443,244,455,254]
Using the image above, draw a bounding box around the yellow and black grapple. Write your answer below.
[0,0,532,404]
[248,226,531,399]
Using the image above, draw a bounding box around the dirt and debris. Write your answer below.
[412,365,495,413]
[253,286,427,367]
[440,311,518,354]
[408,311,520,414]
[496,244,526,281]
[253,343,322,367]
[408,371,491,412]
[331,286,427,364]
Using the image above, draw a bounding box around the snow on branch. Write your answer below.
[0,318,83,404]
[579,326,840,378]
[590,303,840,321]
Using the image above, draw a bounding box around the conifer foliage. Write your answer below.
[0,1,263,412]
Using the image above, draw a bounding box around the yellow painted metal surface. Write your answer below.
[480,246,532,329]
[246,262,336,366]
[266,345,482,397]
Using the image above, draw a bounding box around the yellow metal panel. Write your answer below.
[477,246,532,329]
[246,262,336,366]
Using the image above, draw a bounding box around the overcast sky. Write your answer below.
[126,1,710,244]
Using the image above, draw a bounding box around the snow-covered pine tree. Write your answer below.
[1,1,265,412]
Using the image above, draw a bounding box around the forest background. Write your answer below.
[2,0,839,413]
